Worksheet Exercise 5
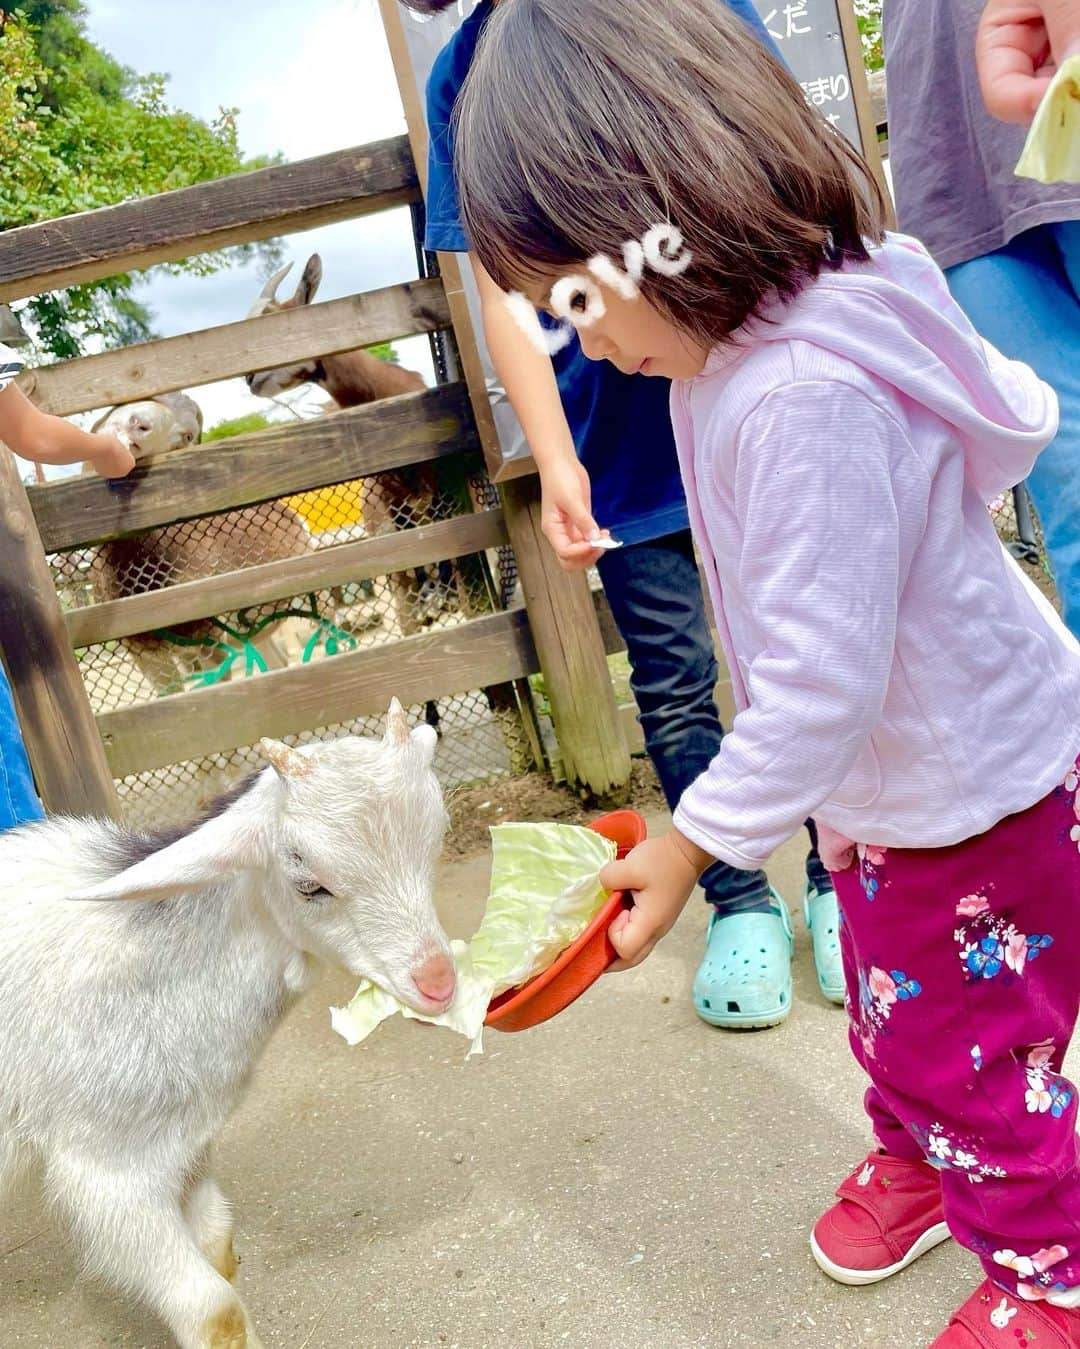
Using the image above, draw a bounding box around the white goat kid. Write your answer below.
[0,703,455,1349]
[88,390,204,463]
[81,390,317,698]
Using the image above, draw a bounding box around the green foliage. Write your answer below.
[365,340,401,365]
[528,673,551,720]
[0,1,280,358]
[26,275,152,360]
[854,0,883,72]
[0,11,40,163]
[203,411,277,442]
[16,0,125,109]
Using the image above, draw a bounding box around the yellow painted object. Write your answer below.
[1016,54,1080,183]
[284,486,366,532]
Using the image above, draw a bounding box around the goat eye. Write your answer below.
[288,853,331,900]
[294,878,331,901]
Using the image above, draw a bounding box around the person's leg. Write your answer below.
[597,532,794,1028]
[832,859,932,1162]
[804,820,831,892]
[596,532,771,915]
[946,225,1080,638]
[830,774,1080,1312]
[0,665,42,831]
[810,863,948,1285]
[802,824,845,1006]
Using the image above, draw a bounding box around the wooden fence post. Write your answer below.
[501,476,631,797]
[0,447,119,819]
[379,0,630,797]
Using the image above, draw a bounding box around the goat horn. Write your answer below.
[385,698,410,746]
[259,737,313,779]
[259,262,294,302]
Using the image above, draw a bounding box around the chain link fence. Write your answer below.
[51,453,533,830]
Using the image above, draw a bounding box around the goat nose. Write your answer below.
[412,953,456,1007]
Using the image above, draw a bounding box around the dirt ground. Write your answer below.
[443,760,668,861]
[1,815,988,1349]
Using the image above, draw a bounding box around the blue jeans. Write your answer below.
[947,222,1080,639]
[0,664,43,831]
[597,530,829,915]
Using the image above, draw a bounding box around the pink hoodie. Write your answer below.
[670,233,1080,871]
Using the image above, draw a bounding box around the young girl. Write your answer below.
[453,0,1080,1343]
[0,342,133,830]
[406,0,843,1032]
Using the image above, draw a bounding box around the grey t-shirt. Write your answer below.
[884,0,1080,270]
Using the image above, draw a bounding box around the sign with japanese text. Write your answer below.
[752,0,867,154]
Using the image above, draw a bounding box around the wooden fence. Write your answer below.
[0,135,631,821]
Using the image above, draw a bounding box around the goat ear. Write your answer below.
[68,810,262,904]
[410,722,438,764]
[295,254,322,307]
[258,738,313,780]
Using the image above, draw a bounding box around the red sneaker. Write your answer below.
[930,1279,1080,1346]
[810,1150,950,1285]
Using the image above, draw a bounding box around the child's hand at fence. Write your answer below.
[0,381,135,475]
[539,457,608,569]
[601,832,713,970]
[85,433,136,479]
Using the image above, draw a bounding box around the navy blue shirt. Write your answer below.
[424,0,779,544]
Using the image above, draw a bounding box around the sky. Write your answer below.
[29,0,437,476]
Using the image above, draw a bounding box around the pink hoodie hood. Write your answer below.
[716,234,1058,500]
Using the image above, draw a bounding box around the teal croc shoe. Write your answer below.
[692,894,794,1030]
[804,882,845,1005]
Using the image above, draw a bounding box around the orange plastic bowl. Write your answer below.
[483,809,647,1033]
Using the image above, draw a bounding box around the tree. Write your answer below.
[0,2,279,359]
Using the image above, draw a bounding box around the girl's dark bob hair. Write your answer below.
[453,0,887,347]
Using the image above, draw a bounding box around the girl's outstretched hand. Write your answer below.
[600,832,712,970]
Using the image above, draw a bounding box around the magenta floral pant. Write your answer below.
[830,762,1080,1306]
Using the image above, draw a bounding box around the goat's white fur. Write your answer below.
[88,391,204,465]
[0,709,450,1348]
